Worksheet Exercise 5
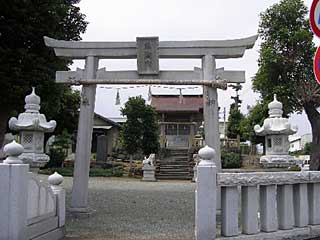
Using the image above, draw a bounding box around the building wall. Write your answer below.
[289,139,302,152]
[107,127,119,155]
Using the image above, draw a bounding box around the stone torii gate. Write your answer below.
[44,35,257,214]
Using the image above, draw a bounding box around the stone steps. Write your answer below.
[159,164,189,167]
[159,162,189,166]
[159,168,190,172]
[156,149,193,180]
[168,151,189,156]
[157,174,192,180]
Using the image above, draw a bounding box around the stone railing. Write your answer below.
[195,145,320,240]
[0,141,65,240]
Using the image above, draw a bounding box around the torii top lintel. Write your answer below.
[44,35,258,59]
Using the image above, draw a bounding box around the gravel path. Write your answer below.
[39,175,196,240]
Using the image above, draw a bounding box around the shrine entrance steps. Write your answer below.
[156,149,193,180]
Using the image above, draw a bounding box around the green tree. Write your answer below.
[240,102,269,145]
[0,0,87,147]
[48,88,81,135]
[142,105,160,155]
[121,96,159,172]
[121,97,145,157]
[303,142,312,155]
[254,0,320,169]
[227,104,244,140]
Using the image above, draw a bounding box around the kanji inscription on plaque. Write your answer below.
[137,37,159,75]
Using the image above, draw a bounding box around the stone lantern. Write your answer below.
[254,94,297,167]
[8,87,57,167]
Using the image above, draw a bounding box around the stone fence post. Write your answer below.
[195,145,217,240]
[49,172,66,227]
[0,141,29,240]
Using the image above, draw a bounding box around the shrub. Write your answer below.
[240,144,250,155]
[39,167,74,176]
[44,130,72,168]
[113,169,124,177]
[288,165,301,171]
[221,150,241,169]
[46,148,65,168]
[39,166,125,177]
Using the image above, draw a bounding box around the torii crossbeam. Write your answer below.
[44,35,257,214]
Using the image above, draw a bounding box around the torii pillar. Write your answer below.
[202,55,221,170]
[70,56,98,213]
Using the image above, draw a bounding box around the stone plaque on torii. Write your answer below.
[44,35,257,213]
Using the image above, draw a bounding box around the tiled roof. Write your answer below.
[150,95,203,112]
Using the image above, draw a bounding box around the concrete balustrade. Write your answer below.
[195,146,320,240]
[277,184,294,230]
[221,186,238,236]
[260,184,278,232]
[0,141,65,240]
[293,183,309,227]
[241,186,259,234]
[308,183,320,225]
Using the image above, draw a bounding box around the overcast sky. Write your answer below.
[71,0,317,137]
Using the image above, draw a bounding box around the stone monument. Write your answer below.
[8,87,57,167]
[142,153,157,182]
[254,94,297,167]
[96,134,108,166]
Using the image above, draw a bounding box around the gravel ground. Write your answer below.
[39,175,196,240]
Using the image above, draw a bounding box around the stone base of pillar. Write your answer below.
[260,155,296,168]
[95,161,112,168]
[67,207,96,219]
[20,152,50,168]
[142,165,157,182]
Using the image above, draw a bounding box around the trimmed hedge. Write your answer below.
[39,167,124,177]
[221,150,241,169]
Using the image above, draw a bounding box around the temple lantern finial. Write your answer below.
[24,87,41,113]
[268,93,283,118]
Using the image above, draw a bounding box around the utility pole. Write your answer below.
[230,83,243,150]
[223,107,227,144]
[230,83,242,111]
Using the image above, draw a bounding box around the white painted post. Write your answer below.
[308,183,320,225]
[0,141,29,240]
[260,185,278,232]
[241,186,259,234]
[221,186,239,237]
[49,172,65,227]
[71,56,98,213]
[293,183,308,227]
[277,184,294,230]
[195,145,217,240]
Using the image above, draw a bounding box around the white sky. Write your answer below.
[71,0,318,137]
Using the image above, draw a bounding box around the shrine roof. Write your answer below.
[94,113,121,128]
[150,94,203,112]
